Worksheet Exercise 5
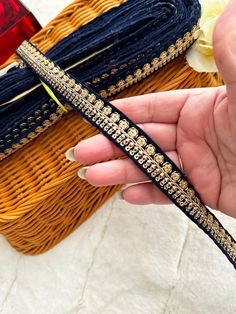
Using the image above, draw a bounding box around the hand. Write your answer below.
[72,0,236,218]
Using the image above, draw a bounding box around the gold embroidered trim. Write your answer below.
[98,27,197,98]
[0,107,68,161]
[0,25,198,161]
[15,40,236,265]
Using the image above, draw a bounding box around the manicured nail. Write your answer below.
[78,166,90,180]
[65,147,75,161]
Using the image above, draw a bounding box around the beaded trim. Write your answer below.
[16,40,236,269]
[0,26,197,160]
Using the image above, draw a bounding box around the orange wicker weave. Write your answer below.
[0,0,223,255]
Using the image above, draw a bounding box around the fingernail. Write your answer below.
[77,166,90,180]
[65,147,75,161]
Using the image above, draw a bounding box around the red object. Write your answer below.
[0,0,41,65]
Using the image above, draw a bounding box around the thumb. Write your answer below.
[213,0,236,107]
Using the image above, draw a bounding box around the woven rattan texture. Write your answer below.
[0,0,223,255]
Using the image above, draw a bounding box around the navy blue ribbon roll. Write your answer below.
[0,0,200,157]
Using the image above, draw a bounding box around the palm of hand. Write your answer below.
[176,86,235,216]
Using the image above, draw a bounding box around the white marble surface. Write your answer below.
[1,1,236,313]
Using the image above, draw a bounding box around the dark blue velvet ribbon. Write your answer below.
[0,0,201,153]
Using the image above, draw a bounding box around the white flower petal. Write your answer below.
[186,43,218,73]
[186,0,230,72]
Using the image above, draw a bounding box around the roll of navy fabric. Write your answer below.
[0,0,201,155]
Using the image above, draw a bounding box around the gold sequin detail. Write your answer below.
[128,127,138,138]
[95,100,104,109]
[163,162,172,174]
[119,120,129,130]
[187,188,195,198]
[69,79,76,88]
[111,113,120,122]
[103,106,112,116]
[137,136,147,147]
[155,153,164,164]
[81,89,88,97]
[171,171,180,182]
[146,144,155,156]
[88,94,96,103]
[179,180,188,190]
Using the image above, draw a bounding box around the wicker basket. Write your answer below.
[0,0,223,255]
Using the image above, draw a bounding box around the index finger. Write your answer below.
[112,88,208,124]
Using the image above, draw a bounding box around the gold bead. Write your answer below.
[184,32,191,41]
[155,153,164,164]
[20,138,28,145]
[143,63,151,72]
[69,79,76,88]
[134,69,142,78]
[179,180,188,190]
[50,113,58,121]
[111,113,120,122]
[12,143,22,149]
[28,132,36,139]
[88,94,96,103]
[101,73,109,79]
[103,106,112,116]
[58,71,64,78]
[95,100,104,110]
[81,89,88,97]
[125,75,133,83]
[48,62,54,70]
[100,90,108,98]
[119,64,127,70]
[175,38,183,48]
[119,120,129,130]
[168,45,175,54]
[5,148,13,154]
[35,126,44,133]
[53,67,59,74]
[163,162,172,174]
[43,120,51,127]
[111,68,118,75]
[146,144,155,156]
[117,80,125,89]
[160,51,167,61]
[171,171,180,182]
[137,136,147,147]
[75,84,82,92]
[128,127,138,138]
[187,188,195,198]
[63,75,69,83]
[108,85,116,93]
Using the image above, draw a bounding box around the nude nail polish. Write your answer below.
[65,147,75,161]
[77,167,90,180]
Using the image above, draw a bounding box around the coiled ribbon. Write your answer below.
[0,0,200,155]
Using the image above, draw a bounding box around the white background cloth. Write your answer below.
[0,1,236,313]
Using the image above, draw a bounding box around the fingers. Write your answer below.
[75,123,176,164]
[110,89,203,124]
[122,182,171,205]
[214,0,236,112]
[84,151,179,186]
